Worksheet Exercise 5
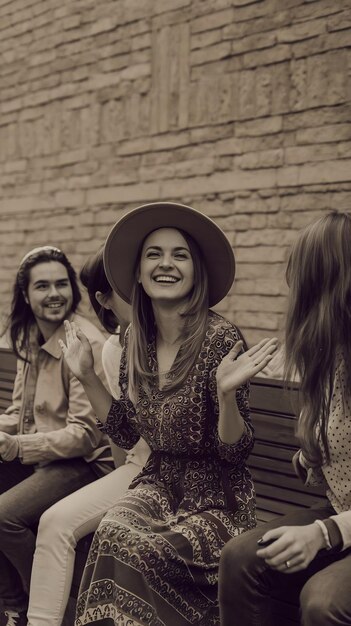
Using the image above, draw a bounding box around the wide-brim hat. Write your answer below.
[103,202,235,307]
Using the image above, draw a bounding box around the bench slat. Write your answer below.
[252,441,297,462]
[255,495,312,516]
[249,462,326,496]
[249,453,295,476]
[0,348,17,368]
[250,377,300,415]
[254,478,327,507]
[0,350,17,413]
[251,412,299,446]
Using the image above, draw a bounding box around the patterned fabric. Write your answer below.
[296,357,351,550]
[75,312,256,626]
[321,357,351,513]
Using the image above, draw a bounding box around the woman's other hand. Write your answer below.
[256,524,326,573]
[216,337,278,396]
[59,320,95,382]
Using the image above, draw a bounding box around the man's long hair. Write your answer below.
[285,212,351,465]
[127,231,209,404]
[6,247,81,360]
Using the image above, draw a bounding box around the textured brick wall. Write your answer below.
[1,0,351,343]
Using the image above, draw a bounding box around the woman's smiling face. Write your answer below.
[138,228,194,305]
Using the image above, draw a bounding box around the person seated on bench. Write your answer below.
[27,248,151,626]
[219,211,351,626]
[0,246,113,626]
[60,202,277,626]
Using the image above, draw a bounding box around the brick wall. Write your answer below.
[1,0,351,344]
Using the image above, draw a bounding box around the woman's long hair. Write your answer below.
[285,211,351,465]
[127,230,209,404]
[80,247,118,334]
[6,248,81,360]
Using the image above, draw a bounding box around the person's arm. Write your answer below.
[291,451,350,551]
[329,511,351,550]
[256,523,330,574]
[59,319,114,423]
[0,334,109,463]
[17,375,105,463]
[60,320,140,450]
[72,366,113,425]
[15,329,109,463]
[256,512,347,575]
[206,323,277,466]
[102,336,150,467]
[216,336,278,445]
[292,449,326,486]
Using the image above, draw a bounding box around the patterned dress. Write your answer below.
[75,312,256,626]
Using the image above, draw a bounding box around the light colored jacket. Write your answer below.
[0,313,112,468]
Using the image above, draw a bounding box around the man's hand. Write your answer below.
[0,432,19,462]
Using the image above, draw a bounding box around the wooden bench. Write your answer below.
[248,375,327,625]
[0,349,327,625]
[249,375,327,522]
[0,347,17,413]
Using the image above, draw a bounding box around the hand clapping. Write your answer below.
[216,337,278,396]
[58,320,95,382]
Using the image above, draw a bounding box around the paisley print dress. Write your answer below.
[75,312,256,626]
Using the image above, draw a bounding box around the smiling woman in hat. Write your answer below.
[60,202,277,626]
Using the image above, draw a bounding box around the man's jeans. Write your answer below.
[0,458,96,612]
[219,506,351,626]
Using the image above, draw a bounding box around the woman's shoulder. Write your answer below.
[204,311,242,354]
[206,310,241,339]
[102,334,121,357]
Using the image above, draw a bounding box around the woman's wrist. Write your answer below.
[322,518,343,551]
[313,520,331,550]
[217,387,237,405]
[79,368,99,387]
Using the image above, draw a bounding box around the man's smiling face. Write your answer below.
[26,261,73,334]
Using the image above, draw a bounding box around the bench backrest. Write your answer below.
[0,347,17,412]
[0,349,328,524]
[249,376,327,522]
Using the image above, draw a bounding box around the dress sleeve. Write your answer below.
[100,329,140,450]
[292,449,327,486]
[208,323,254,466]
[329,511,351,551]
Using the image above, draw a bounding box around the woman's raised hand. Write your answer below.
[216,337,278,395]
[58,320,95,382]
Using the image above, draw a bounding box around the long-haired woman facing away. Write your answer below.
[219,211,351,626]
